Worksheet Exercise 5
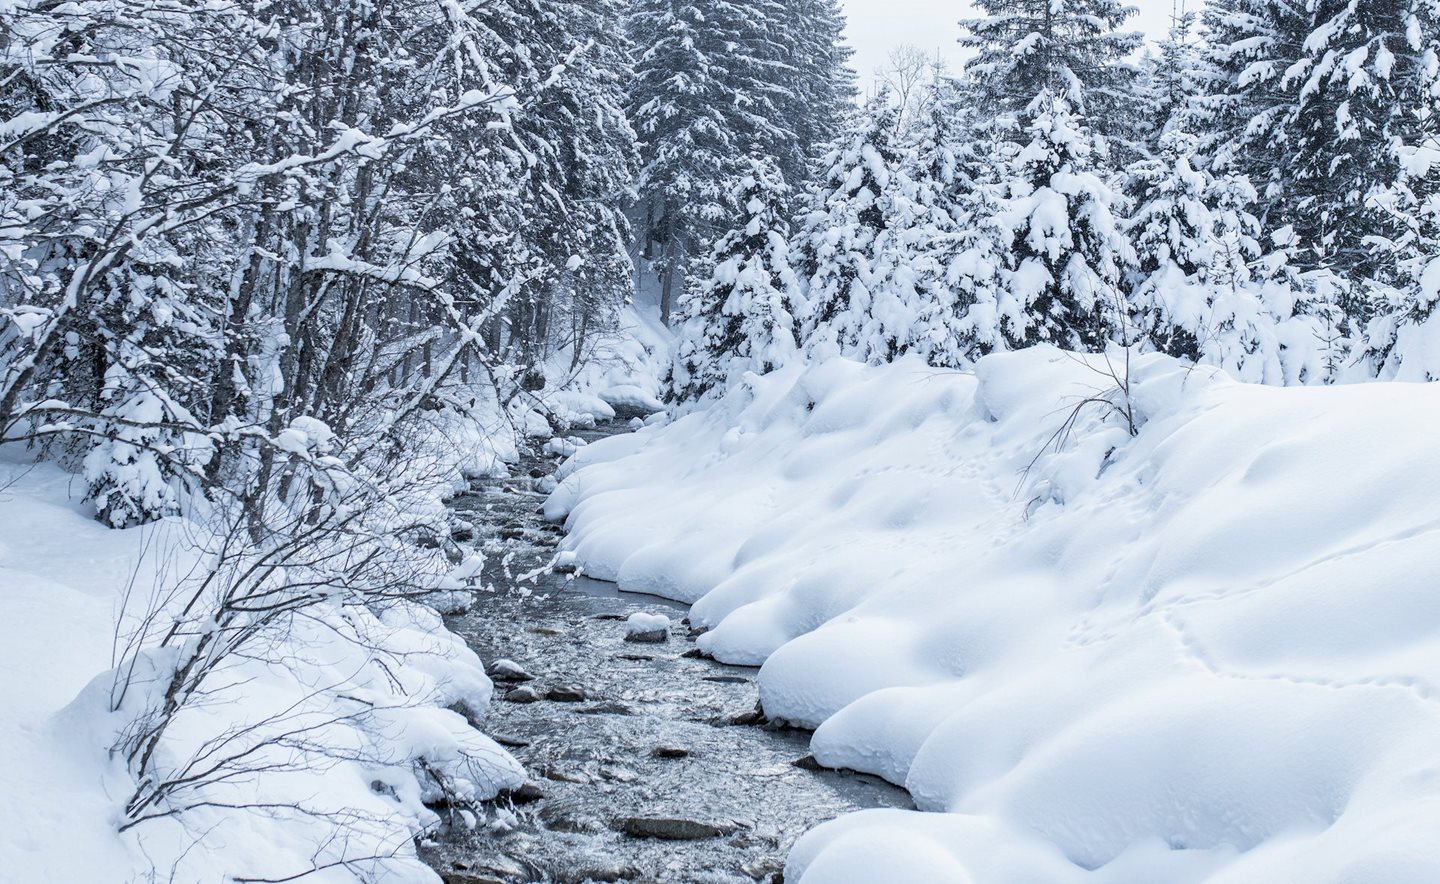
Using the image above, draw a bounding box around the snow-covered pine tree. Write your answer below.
[997,95,1135,351]
[1194,0,1310,183]
[899,86,983,368]
[477,0,639,368]
[1281,0,1417,278]
[668,158,799,404]
[627,0,798,324]
[794,97,928,363]
[779,0,858,189]
[958,0,1143,147]
[1132,4,1207,159]
[1358,0,1440,379]
[1127,132,1218,359]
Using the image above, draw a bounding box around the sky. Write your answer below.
[840,1,1184,94]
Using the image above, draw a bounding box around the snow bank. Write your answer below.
[0,459,522,883]
[548,349,1440,882]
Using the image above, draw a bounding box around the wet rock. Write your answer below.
[560,864,641,884]
[498,526,528,541]
[537,765,593,785]
[551,561,579,575]
[742,856,786,882]
[617,816,741,840]
[681,647,708,659]
[791,755,824,771]
[443,856,527,882]
[599,765,639,783]
[591,613,628,622]
[450,525,476,543]
[503,686,542,704]
[446,700,485,728]
[651,745,689,759]
[529,626,563,636]
[487,658,534,681]
[727,702,767,726]
[540,808,606,834]
[575,701,635,716]
[688,625,710,638]
[616,653,654,662]
[625,612,670,643]
[490,733,530,748]
[498,781,544,804]
[703,674,749,684]
[545,685,586,702]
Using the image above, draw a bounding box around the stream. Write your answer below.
[419,421,911,883]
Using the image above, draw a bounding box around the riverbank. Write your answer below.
[548,348,1440,883]
[422,422,908,883]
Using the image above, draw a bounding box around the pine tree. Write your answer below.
[481,0,639,367]
[1358,0,1440,379]
[899,87,992,367]
[1284,0,1416,275]
[794,98,928,363]
[997,95,1135,351]
[780,0,858,188]
[627,0,798,324]
[1132,5,1207,158]
[958,0,1143,145]
[668,158,800,404]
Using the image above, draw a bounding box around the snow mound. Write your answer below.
[548,348,1440,882]
[626,612,672,636]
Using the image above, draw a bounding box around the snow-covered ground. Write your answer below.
[518,305,673,434]
[548,348,1440,882]
[0,413,524,881]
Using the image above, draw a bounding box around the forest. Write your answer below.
[2,0,1439,882]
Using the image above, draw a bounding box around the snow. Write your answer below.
[549,348,1440,882]
[626,612,672,636]
[0,455,523,882]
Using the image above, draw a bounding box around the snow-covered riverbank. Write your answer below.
[548,348,1440,882]
[0,457,524,882]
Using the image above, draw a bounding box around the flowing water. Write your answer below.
[420,423,910,884]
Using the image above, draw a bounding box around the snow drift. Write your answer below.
[548,349,1440,882]
[0,453,524,882]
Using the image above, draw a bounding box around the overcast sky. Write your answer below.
[839,1,1183,94]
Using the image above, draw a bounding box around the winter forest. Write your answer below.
[3,0,1440,882]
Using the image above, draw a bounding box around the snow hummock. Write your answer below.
[548,348,1440,882]
[626,612,672,637]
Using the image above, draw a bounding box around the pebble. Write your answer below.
[651,745,689,759]
[546,685,587,702]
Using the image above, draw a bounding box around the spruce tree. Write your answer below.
[668,158,800,404]
[794,98,926,363]
[627,0,798,324]
[958,0,1143,145]
[996,95,1135,351]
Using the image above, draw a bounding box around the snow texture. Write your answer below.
[0,457,522,883]
[549,348,1440,882]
